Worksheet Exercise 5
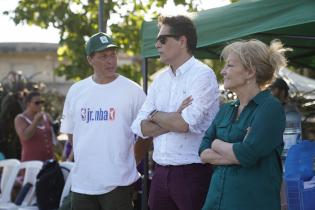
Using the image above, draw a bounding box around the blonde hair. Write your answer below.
[221,39,291,87]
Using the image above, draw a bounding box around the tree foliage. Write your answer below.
[6,0,198,82]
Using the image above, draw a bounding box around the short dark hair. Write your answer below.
[270,78,289,97]
[24,91,40,105]
[158,15,197,54]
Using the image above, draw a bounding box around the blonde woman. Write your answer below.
[199,39,289,210]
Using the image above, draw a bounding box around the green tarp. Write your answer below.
[140,0,315,70]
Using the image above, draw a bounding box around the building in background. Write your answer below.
[0,42,135,95]
[0,42,72,95]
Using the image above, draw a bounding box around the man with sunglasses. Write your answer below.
[60,32,146,210]
[132,15,220,210]
[14,91,55,161]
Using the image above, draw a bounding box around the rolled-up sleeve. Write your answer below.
[199,118,217,156]
[181,70,219,134]
[233,100,285,168]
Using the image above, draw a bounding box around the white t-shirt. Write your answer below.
[60,75,146,195]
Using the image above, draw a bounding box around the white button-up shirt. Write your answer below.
[131,56,219,165]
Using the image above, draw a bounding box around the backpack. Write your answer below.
[35,159,65,210]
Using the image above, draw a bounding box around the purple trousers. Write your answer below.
[149,163,212,210]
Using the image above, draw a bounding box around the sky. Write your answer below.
[0,0,60,43]
[0,0,229,43]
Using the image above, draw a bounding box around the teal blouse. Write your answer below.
[199,90,285,210]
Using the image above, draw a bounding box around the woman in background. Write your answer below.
[199,39,290,210]
[14,91,55,161]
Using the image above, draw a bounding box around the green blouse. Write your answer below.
[199,90,285,210]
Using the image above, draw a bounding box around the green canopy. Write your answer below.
[140,0,315,70]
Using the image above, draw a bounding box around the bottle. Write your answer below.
[282,103,302,158]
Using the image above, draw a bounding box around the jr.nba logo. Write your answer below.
[80,107,116,123]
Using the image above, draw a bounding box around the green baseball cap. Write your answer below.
[85,32,118,56]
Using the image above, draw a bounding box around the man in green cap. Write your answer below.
[60,32,146,210]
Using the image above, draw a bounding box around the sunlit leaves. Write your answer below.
[7,0,198,82]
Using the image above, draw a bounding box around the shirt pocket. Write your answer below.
[228,124,248,143]
[170,82,187,110]
[155,85,170,110]
[216,121,230,141]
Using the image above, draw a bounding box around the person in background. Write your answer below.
[270,77,302,210]
[14,91,55,161]
[131,15,219,210]
[270,77,302,152]
[270,78,289,105]
[60,32,146,210]
[61,141,73,162]
[199,39,290,210]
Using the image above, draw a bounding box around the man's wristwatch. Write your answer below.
[148,109,158,121]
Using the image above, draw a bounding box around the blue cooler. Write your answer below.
[284,141,315,210]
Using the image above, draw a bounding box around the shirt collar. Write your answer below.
[251,89,270,105]
[167,56,195,77]
[229,89,270,107]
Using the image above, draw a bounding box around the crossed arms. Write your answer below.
[200,139,240,165]
[140,96,193,137]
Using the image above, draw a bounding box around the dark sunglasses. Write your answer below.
[34,100,44,105]
[156,34,180,44]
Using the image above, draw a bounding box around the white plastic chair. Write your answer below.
[18,161,43,207]
[0,159,20,203]
[0,160,43,210]
[58,161,74,207]
[59,161,74,182]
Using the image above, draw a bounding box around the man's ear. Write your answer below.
[179,35,187,49]
[87,56,92,66]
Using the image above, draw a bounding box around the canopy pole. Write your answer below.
[141,57,149,210]
[141,58,148,94]
[98,0,104,32]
